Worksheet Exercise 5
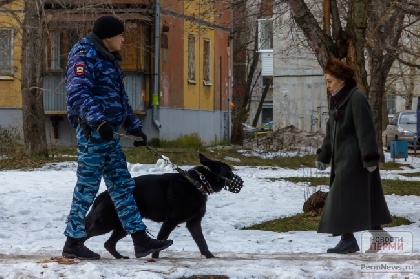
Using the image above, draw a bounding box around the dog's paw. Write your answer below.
[114,255,129,260]
[205,253,215,259]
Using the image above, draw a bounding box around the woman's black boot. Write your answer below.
[327,233,360,253]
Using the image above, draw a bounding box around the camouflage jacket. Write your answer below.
[66,32,142,133]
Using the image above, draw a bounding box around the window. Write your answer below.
[50,31,63,70]
[0,29,13,75]
[188,34,196,82]
[262,101,273,124]
[386,95,396,115]
[203,39,211,85]
[46,29,82,71]
[257,18,273,51]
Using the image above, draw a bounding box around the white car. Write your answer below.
[384,110,417,149]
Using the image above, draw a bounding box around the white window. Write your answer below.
[203,39,211,85]
[188,34,196,82]
[257,18,273,51]
[50,31,63,70]
[0,29,13,75]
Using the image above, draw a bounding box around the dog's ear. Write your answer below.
[199,153,211,164]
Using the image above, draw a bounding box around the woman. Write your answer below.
[316,57,392,253]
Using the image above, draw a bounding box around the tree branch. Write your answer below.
[287,0,336,66]
[382,9,406,74]
[330,0,342,41]
[395,57,420,69]
[0,0,13,7]
[395,1,420,16]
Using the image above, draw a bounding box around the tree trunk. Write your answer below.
[252,80,271,127]
[366,1,405,161]
[288,0,407,162]
[287,0,337,65]
[231,11,261,144]
[21,0,48,157]
[231,108,247,145]
[368,53,387,156]
[345,0,369,94]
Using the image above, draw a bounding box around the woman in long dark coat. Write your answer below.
[316,57,392,253]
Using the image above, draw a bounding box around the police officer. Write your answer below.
[63,15,173,260]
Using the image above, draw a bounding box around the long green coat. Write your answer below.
[316,84,392,234]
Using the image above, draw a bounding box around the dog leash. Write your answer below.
[114,133,242,194]
[144,145,212,195]
[113,133,215,195]
[114,132,144,141]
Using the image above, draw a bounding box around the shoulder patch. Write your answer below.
[74,62,86,76]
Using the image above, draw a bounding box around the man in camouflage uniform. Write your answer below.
[63,15,173,260]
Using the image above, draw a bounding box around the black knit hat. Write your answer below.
[93,16,124,39]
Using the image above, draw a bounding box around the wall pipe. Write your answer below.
[153,0,162,129]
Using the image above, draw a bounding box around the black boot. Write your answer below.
[327,233,359,254]
[62,237,100,260]
[131,231,173,258]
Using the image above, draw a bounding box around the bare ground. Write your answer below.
[242,125,325,152]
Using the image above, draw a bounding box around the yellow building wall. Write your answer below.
[183,1,215,110]
[0,1,23,108]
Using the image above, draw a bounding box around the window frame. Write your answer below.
[203,38,211,86]
[187,34,196,84]
[0,28,14,77]
[46,29,83,72]
[257,18,273,52]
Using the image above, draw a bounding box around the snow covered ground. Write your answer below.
[0,151,418,278]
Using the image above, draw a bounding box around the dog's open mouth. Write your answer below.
[224,174,244,193]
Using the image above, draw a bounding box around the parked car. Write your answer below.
[384,110,417,149]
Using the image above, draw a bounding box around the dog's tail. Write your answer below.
[92,190,110,209]
[85,190,112,237]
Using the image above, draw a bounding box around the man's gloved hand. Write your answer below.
[367,166,377,172]
[97,121,114,141]
[315,161,326,170]
[131,129,147,147]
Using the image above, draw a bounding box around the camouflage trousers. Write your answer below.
[64,126,146,238]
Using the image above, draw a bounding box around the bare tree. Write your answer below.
[286,0,419,159]
[385,14,420,114]
[231,0,273,144]
[0,0,49,156]
[20,0,49,157]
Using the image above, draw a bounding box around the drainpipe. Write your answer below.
[228,0,234,145]
[153,0,162,129]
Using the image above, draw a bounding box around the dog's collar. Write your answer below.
[174,166,243,195]
[191,169,214,195]
[174,167,213,195]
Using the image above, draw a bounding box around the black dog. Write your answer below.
[84,153,243,259]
